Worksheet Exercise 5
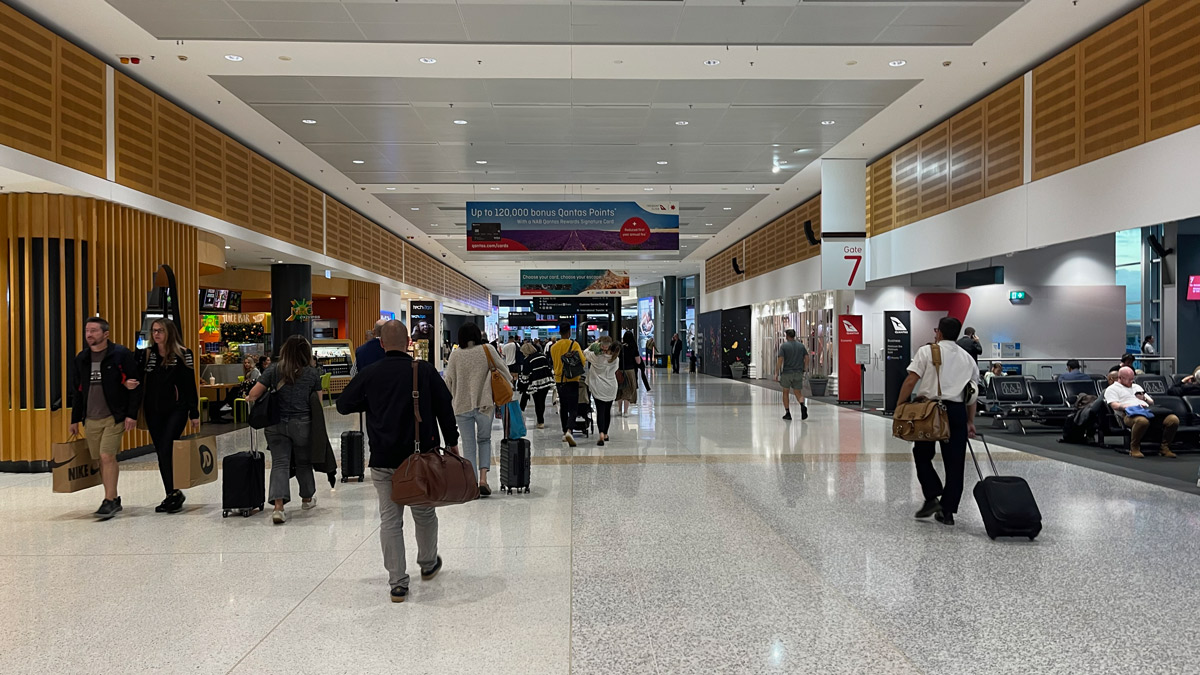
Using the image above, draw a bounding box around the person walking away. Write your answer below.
[354,318,388,374]
[585,336,620,445]
[776,329,810,421]
[246,335,323,524]
[550,328,585,447]
[443,323,509,496]
[336,320,458,603]
[518,341,555,429]
[616,331,642,416]
[131,319,200,514]
[956,327,983,364]
[501,335,519,375]
[69,317,142,520]
[670,333,684,373]
[896,317,980,526]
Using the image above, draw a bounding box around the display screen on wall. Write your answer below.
[199,289,241,312]
[467,201,679,252]
[520,269,629,296]
[380,310,395,321]
[1188,275,1200,301]
[637,297,655,352]
[685,307,696,351]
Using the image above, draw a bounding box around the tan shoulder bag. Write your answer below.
[892,343,951,442]
[482,344,514,406]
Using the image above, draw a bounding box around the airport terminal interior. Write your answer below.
[1,0,1200,672]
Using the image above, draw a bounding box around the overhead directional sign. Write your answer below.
[467,201,679,252]
[521,269,628,296]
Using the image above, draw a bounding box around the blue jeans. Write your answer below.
[456,409,493,475]
[265,417,315,504]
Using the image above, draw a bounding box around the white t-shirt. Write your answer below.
[907,341,979,403]
[501,341,518,366]
[1142,342,1155,355]
[1104,381,1151,409]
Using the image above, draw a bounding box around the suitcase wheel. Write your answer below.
[989,535,997,540]
[1028,536,1036,541]
[524,487,530,494]
[341,476,347,483]
[222,510,229,518]
[358,476,364,483]
[241,509,252,518]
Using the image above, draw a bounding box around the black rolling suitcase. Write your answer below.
[222,430,265,518]
[499,407,531,494]
[341,412,365,483]
[970,436,1042,540]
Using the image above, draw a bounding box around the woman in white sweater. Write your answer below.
[444,322,510,496]
[585,336,621,446]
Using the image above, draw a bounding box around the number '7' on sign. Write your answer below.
[844,255,863,286]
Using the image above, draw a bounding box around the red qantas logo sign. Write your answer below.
[914,292,971,323]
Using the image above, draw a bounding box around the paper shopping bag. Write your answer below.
[51,437,101,493]
[173,435,219,489]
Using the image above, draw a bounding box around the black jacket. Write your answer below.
[336,351,459,469]
[71,343,142,424]
[355,338,386,373]
[139,347,200,420]
[671,338,683,355]
[956,336,982,362]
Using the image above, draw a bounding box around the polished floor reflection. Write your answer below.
[1,371,1197,673]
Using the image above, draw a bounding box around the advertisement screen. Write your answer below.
[520,269,629,296]
[467,201,679,252]
[637,297,655,353]
[1188,275,1200,301]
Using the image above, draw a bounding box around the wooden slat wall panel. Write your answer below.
[869,155,894,236]
[806,195,822,260]
[292,179,312,252]
[308,185,324,254]
[743,225,768,280]
[0,2,55,160]
[984,78,1025,195]
[114,73,155,194]
[1079,7,1145,164]
[919,121,950,218]
[326,200,352,262]
[55,38,105,178]
[0,194,198,464]
[949,101,986,209]
[222,137,251,228]
[248,153,273,237]
[1145,0,1200,141]
[192,119,225,219]
[154,95,194,208]
[892,140,921,228]
[1032,46,1082,180]
[270,165,294,243]
[347,279,380,350]
[704,241,744,293]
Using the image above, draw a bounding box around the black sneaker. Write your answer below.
[95,497,122,520]
[390,586,408,603]
[934,511,955,526]
[801,404,809,420]
[167,491,186,514]
[915,499,941,519]
[155,495,173,513]
[782,411,792,421]
[479,483,491,498]
[421,556,443,582]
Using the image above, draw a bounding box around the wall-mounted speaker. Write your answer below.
[803,220,820,246]
[732,257,744,275]
[1147,234,1174,259]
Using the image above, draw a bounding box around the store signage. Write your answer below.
[466,201,679,252]
[532,297,614,314]
[286,298,314,322]
[1189,275,1200,301]
[838,315,864,404]
[409,301,435,363]
[520,269,629,296]
[821,237,866,291]
[883,310,911,414]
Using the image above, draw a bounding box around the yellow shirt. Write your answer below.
[550,339,585,383]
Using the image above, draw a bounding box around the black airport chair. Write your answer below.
[1185,397,1200,427]
[1134,375,1170,396]
[1061,378,1102,403]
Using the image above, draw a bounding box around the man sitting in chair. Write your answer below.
[1103,367,1179,458]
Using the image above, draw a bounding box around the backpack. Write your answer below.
[559,341,585,380]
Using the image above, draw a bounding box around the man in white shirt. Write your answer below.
[895,317,979,526]
[1103,366,1178,458]
[502,335,518,365]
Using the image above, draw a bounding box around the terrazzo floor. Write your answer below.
[2,371,1198,673]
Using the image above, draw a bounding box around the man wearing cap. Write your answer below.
[1059,359,1090,382]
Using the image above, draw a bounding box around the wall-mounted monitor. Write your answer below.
[1188,275,1200,301]
[200,288,242,312]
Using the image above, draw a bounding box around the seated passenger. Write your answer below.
[1108,353,1137,375]
[983,362,1003,388]
[1168,372,1200,397]
[1058,359,1091,382]
[1103,367,1178,458]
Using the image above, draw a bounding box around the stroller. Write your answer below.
[574,375,595,437]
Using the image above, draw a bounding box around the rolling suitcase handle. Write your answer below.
[967,434,999,481]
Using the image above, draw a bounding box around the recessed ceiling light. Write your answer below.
[410,207,420,211]
[705,223,713,226]
[419,57,437,64]
[657,161,669,165]
[352,159,365,164]
[224,54,243,62]
[889,60,907,68]
[386,187,396,190]
[330,297,336,300]
[453,119,468,125]
[723,207,732,211]
[772,166,781,174]
[703,59,720,66]
[301,119,317,125]
[475,160,487,165]
[490,187,501,190]
[644,187,654,191]
[821,120,836,125]
[224,245,231,249]
[431,223,439,227]
[745,187,755,190]
[277,259,284,263]
[675,120,689,126]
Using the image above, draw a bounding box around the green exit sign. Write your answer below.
[1009,290,1027,301]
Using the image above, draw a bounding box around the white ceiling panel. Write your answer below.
[875,24,995,45]
[341,2,461,23]
[227,1,355,22]
[673,6,792,43]
[356,22,470,41]
[249,103,366,141]
[249,20,367,40]
[570,80,662,106]
[335,105,432,142]
[458,4,572,43]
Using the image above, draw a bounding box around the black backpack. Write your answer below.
[559,341,585,380]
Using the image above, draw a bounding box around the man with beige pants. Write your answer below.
[69,317,142,520]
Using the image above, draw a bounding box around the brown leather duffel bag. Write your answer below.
[392,362,480,507]
[892,344,951,442]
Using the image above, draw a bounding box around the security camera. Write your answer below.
[230,265,238,271]
[441,253,447,258]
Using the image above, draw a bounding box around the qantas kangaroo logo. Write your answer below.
[841,320,859,335]
[889,316,909,334]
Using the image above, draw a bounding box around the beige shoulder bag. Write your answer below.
[892,343,951,442]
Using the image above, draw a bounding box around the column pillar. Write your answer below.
[663,275,678,346]
[270,264,312,352]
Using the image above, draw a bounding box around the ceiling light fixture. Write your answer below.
[352,159,365,164]
[490,187,500,190]
[410,207,420,211]
[330,297,336,300]
[386,187,396,190]
[277,259,284,263]
[431,223,439,227]
[706,223,713,226]
[657,161,668,165]
[224,245,231,249]
[821,120,836,125]
[453,119,468,125]
[772,166,781,174]
[723,207,732,210]
[793,148,811,154]
[745,187,755,190]
[704,59,720,66]
[301,119,317,125]
[644,187,654,191]
[675,120,689,126]
[889,59,907,67]
[419,57,436,64]
[475,160,487,164]
[224,54,243,62]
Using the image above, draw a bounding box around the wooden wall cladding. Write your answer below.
[0,194,198,464]
[949,100,986,209]
[114,73,156,195]
[326,199,352,262]
[892,139,921,228]
[222,137,251,228]
[192,119,226,220]
[0,2,55,161]
[248,153,273,237]
[347,279,380,350]
[269,165,293,243]
[869,155,894,236]
[983,78,1024,196]
[1032,46,1081,180]
[55,39,106,178]
[154,96,194,208]
[1145,0,1200,141]
[919,121,950,218]
[1079,7,1145,164]
[704,241,744,293]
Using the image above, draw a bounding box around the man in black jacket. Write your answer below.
[670,333,683,373]
[69,317,142,520]
[337,320,460,604]
[956,327,983,364]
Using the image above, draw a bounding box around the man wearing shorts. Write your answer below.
[776,329,809,421]
[69,317,141,520]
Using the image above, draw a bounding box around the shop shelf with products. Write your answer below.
[313,339,354,395]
